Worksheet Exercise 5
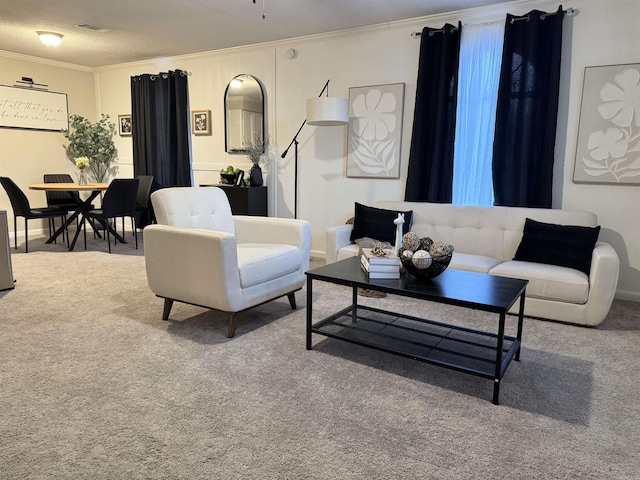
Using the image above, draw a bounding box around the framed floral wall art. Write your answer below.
[118,115,132,136]
[573,63,640,185]
[192,109,211,135]
[347,83,405,178]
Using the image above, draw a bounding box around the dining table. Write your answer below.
[28,182,127,251]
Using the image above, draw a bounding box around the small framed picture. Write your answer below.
[118,115,132,136]
[192,109,211,135]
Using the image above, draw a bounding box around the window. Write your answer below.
[452,20,505,206]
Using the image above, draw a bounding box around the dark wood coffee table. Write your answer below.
[305,256,528,404]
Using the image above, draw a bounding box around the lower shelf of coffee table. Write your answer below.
[312,304,519,379]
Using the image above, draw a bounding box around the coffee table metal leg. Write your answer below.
[493,379,500,405]
[493,312,506,405]
[515,291,526,361]
[306,277,313,350]
[352,285,358,324]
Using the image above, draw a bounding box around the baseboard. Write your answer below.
[310,249,326,261]
[615,289,640,303]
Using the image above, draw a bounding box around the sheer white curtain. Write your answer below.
[452,20,505,206]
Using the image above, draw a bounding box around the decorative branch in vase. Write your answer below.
[62,114,118,183]
[244,135,269,187]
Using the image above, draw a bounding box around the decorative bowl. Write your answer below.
[220,173,237,185]
[399,233,454,280]
[399,246,453,280]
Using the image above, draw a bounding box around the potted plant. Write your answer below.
[62,114,117,183]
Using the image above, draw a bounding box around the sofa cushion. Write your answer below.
[237,243,301,288]
[490,261,589,304]
[449,252,502,274]
[350,202,413,244]
[514,218,600,275]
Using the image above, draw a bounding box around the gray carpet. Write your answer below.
[1,232,639,479]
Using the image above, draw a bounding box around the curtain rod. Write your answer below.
[410,7,575,37]
[410,25,458,38]
[510,7,575,23]
[132,70,192,81]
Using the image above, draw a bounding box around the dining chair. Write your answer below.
[134,175,155,229]
[43,173,87,242]
[0,176,68,253]
[82,178,139,253]
[119,174,155,239]
[43,173,82,210]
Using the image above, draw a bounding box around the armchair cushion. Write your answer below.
[237,244,301,288]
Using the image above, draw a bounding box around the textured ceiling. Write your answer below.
[0,0,513,67]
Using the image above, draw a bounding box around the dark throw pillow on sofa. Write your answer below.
[514,218,600,275]
[350,202,413,245]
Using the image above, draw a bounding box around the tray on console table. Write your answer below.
[305,256,528,404]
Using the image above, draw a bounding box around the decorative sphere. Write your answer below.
[402,232,421,251]
[400,242,454,280]
[429,240,454,259]
[419,237,434,250]
[411,250,433,269]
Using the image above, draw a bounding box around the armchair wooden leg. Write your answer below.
[287,292,297,310]
[227,313,237,338]
[162,298,174,320]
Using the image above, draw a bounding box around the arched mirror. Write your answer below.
[224,74,265,153]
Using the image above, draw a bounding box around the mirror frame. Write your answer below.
[224,74,265,154]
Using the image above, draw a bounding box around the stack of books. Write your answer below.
[360,247,401,279]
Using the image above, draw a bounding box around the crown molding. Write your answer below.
[0,49,94,72]
[398,0,581,27]
[92,0,581,72]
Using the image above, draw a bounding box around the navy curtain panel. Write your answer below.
[404,24,461,203]
[492,7,565,208]
[131,70,191,189]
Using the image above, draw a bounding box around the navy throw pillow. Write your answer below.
[514,218,600,275]
[350,203,413,245]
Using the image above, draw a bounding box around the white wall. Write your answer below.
[0,54,96,198]
[0,54,96,236]
[559,0,640,300]
[1,0,639,301]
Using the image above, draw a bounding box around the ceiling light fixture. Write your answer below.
[37,31,63,46]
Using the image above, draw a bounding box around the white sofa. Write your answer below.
[144,187,311,337]
[327,201,620,327]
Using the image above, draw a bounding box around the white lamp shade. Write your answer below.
[306,97,349,126]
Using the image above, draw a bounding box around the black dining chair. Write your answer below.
[43,173,87,242]
[117,174,155,239]
[0,176,68,253]
[43,173,83,210]
[82,178,139,253]
[134,175,155,230]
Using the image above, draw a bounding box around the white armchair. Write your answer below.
[144,187,311,337]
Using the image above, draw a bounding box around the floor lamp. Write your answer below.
[280,79,349,218]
